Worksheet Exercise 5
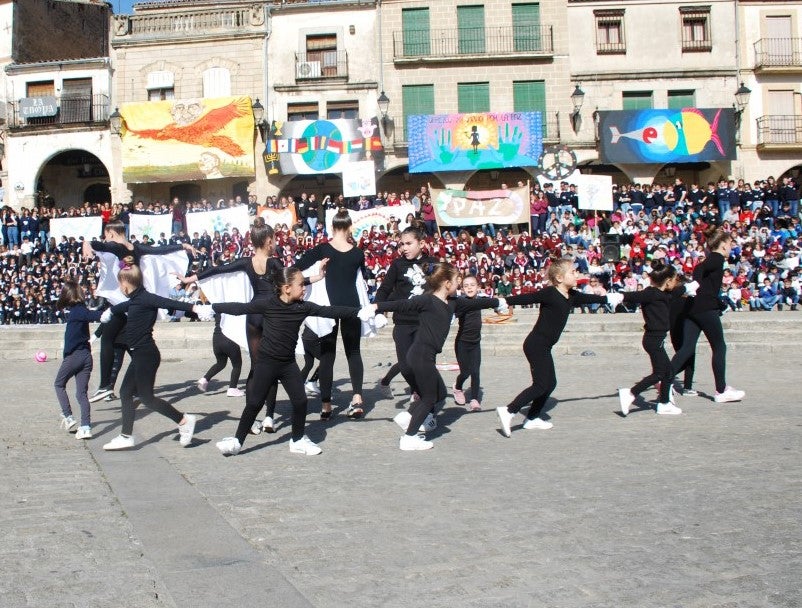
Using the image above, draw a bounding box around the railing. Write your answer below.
[756,115,802,146]
[394,110,559,145]
[294,50,348,80]
[754,37,802,68]
[113,6,265,39]
[8,94,110,129]
[393,25,553,59]
[596,40,626,54]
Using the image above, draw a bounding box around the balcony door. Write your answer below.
[61,78,93,123]
[765,16,792,65]
[768,90,796,143]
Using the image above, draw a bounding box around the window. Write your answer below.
[763,16,793,65]
[327,101,359,120]
[203,67,231,98]
[622,91,653,111]
[148,88,174,101]
[402,8,430,56]
[26,81,55,97]
[61,78,93,123]
[306,34,339,77]
[512,3,541,52]
[680,6,711,52]
[594,9,625,54]
[514,80,547,137]
[458,82,490,113]
[458,5,485,55]
[667,90,695,109]
[287,102,319,121]
[146,70,175,101]
[402,84,435,141]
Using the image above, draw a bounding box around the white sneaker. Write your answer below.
[261,416,275,433]
[103,434,136,450]
[226,387,244,397]
[656,402,682,415]
[75,426,92,440]
[216,436,241,456]
[393,411,433,433]
[496,406,515,438]
[714,386,745,403]
[250,420,262,435]
[522,417,553,430]
[88,388,113,403]
[377,379,394,399]
[197,378,208,392]
[399,434,434,451]
[682,388,699,397]
[289,436,322,455]
[304,381,320,397]
[60,415,78,433]
[618,388,635,416]
[178,414,197,447]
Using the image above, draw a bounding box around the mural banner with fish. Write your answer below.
[598,108,736,164]
[263,117,384,176]
[429,184,530,227]
[408,112,543,173]
[121,96,256,183]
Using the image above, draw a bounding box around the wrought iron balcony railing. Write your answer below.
[294,50,348,80]
[754,37,802,69]
[393,25,554,60]
[756,115,802,146]
[8,94,110,129]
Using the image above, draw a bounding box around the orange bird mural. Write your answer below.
[126,101,249,157]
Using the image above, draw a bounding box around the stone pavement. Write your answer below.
[1,338,800,607]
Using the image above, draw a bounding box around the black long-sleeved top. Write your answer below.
[455,296,493,344]
[90,241,183,264]
[110,287,194,350]
[62,304,103,356]
[690,251,724,314]
[296,243,365,307]
[213,298,358,361]
[623,286,685,335]
[374,255,439,325]
[197,256,284,297]
[506,287,606,346]
[376,294,499,354]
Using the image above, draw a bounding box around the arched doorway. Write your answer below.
[37,150,109,208]
[170,183,201,202]
[377,165,444,196]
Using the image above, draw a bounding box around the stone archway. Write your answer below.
[36,149,109,208]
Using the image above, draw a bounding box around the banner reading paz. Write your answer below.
[430,184,530,228]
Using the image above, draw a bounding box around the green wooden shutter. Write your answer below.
[458,5,486,54]
[622,91,653,110]
[667,90,695,109]
[402,8,430,56]
[512,3,541,52]
[402,84,435,141]
[458,82,490,113]
[513,80,547,136]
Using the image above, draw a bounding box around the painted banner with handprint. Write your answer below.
[407,112,542,173]
[430,185,530,227]
[185,205,251,239]
[120,96,256,183]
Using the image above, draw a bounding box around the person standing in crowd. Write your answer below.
[197,312,244,397]
[452,275,492,411]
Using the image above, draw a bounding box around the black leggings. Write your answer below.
[670,310,727,393]
[119,343,183,436]
[404,344,447,436]
[245,320,279,416]
[393,324,419,393]
[299,329,321,382]
[670,323,695,390]
[99,313,127,389]
[204,332,242,388]
[507,333,556,420]
[630,334,671,403]
[454,340,482,401]
[380,362,402,386]
[317,318,363,402]
[235,358,308,444]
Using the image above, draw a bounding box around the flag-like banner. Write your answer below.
[325,204,415,240]
[576,174,614,211]
[256,206,298,230]
[121,96,256,183]
[430,185,530,227]
[129,213,172,241]
[49,216,103,243]
[263,117,383,175]
[185,205,251,238]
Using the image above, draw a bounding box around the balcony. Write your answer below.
[754,38,802,71]
[295,51,348,81]
[112,5,266,45]
[756,115,802,150]
[393,25,554,63]
[8,94,110,130]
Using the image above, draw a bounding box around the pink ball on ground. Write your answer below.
[35,350,48,363]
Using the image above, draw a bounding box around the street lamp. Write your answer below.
[733,82,751,131]
[252,97,267,141]
[570,84,585,133]
[109,107,123,135]
[377,90,390,131]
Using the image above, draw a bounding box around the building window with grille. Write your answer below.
[594,9,625,54]
[458,82,490,113]
[512,3,542,52]
[667,90,695,109]
[402,84,435,142]
[287,102,319,121]
[402,8,430,56]
[513,80,548,136]
[680,6,711,52]
[458,5,486,55]
[622,91,653,111]
[326,101,359,120]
